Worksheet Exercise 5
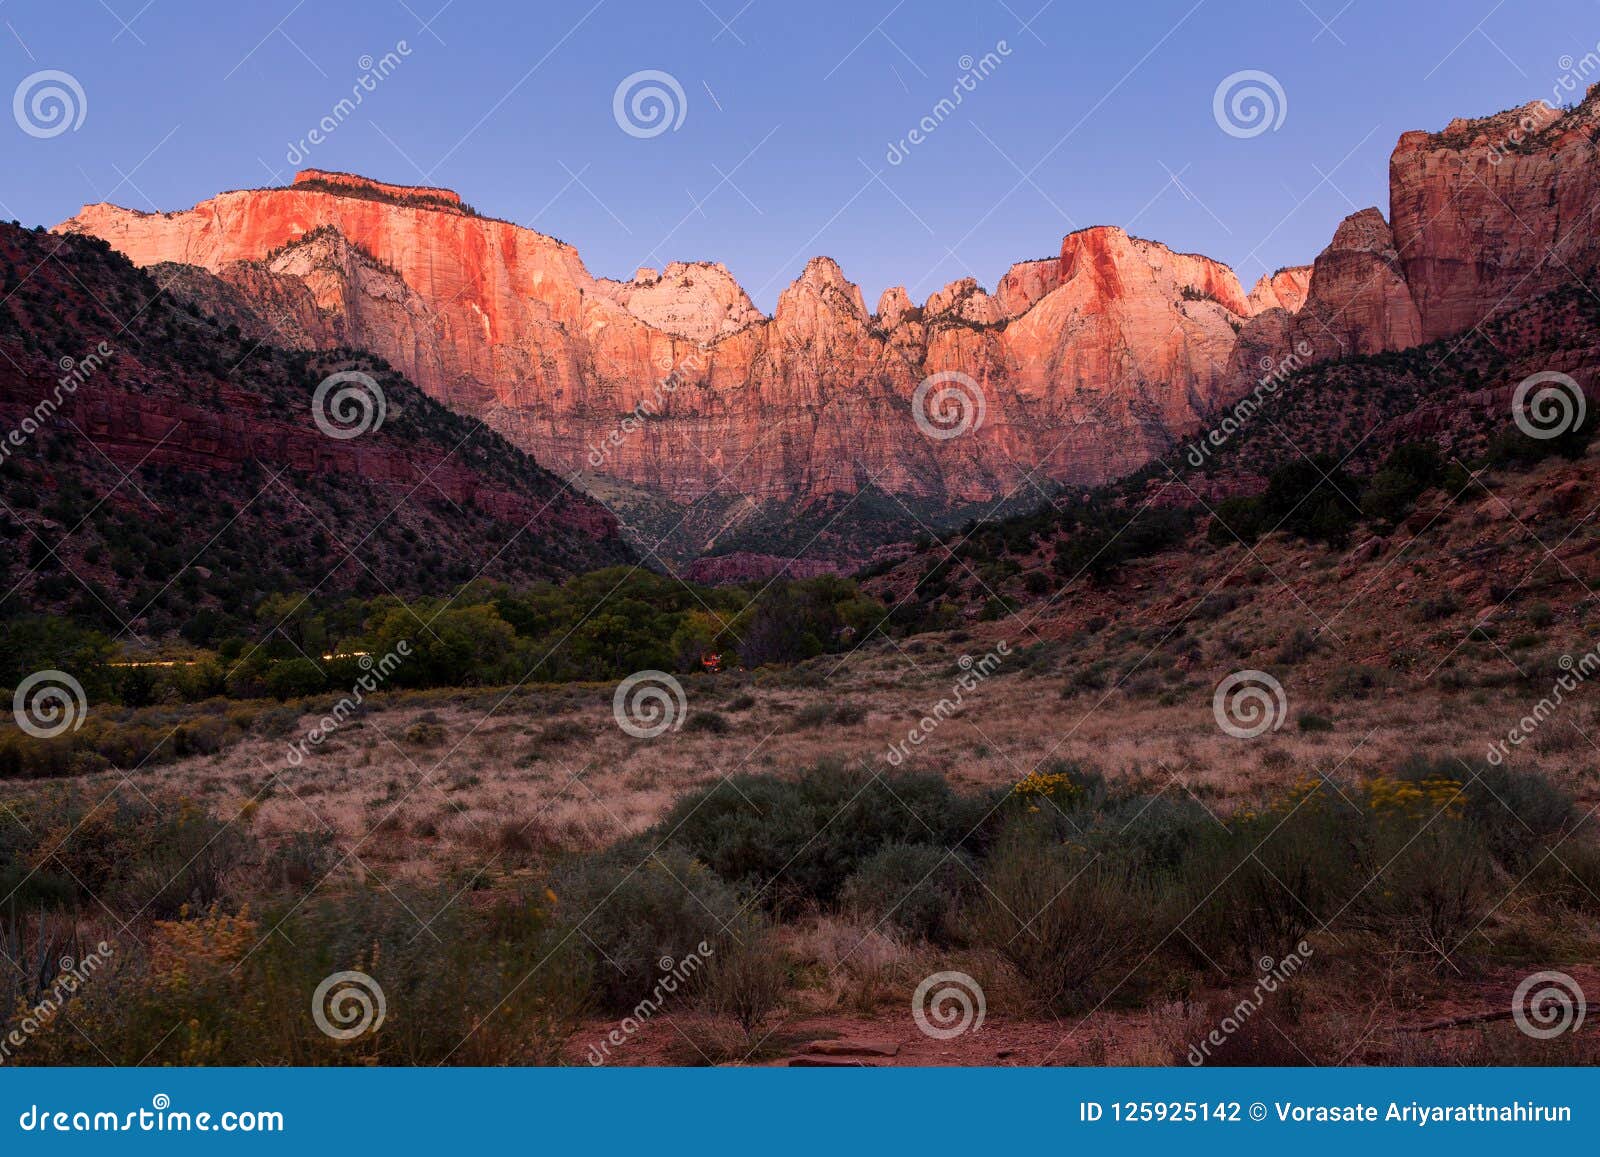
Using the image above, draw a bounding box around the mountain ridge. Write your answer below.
[54,88,1600,568]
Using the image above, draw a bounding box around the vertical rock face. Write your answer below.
[1220,208,1424,397]
[1390,94,1600,341]
[592,261,764,343]
[55,92,1600,542]
[60,175,1261,508]
[994,258,1062,317]
[1298,208,1425,359]
[1245,266,1312,315]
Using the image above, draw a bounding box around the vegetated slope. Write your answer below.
[0,223,633,646]
[861,274,1599,636]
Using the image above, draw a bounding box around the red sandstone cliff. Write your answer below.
[56,92,1600,518]
[59,173,1264,508]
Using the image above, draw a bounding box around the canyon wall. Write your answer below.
[57,92,1600,526]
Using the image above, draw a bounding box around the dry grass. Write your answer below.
[14,458,1599,900]
[35,625,1598,892]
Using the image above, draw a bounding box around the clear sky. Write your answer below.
[4,0,1597,311]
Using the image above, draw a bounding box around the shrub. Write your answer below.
[790,702,863,729]
[965,818,1153,1012]
[262,830,338,893]
[655,761,994,913]
[683,711,729,734]
[840,843,971,943]
[1275,627,1320,665]
[1326,664,1388,699]
[265,658,327,700]
[403,720,447,746]
[1395,757,1573,869]
[1350,808,1495,968]
[19,888,587,1065]
[1185,985,1313,1066]
[1091,794,1216,873]
[8,789,252,918]
[699,915,787,1036]
[554,843,740,1012]
[533,718,589,746]
[1179,788,1358,973]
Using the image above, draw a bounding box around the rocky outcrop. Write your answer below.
[148,260,337,350]
[0,221,632,609]
[1219,208,1424,399]
[55,92,1600,540]
[1390,94,1600,341]
[994,258,1061,317]
[60,178,1261,510]
[1245,266,1312,315]
[592,261,763,343]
